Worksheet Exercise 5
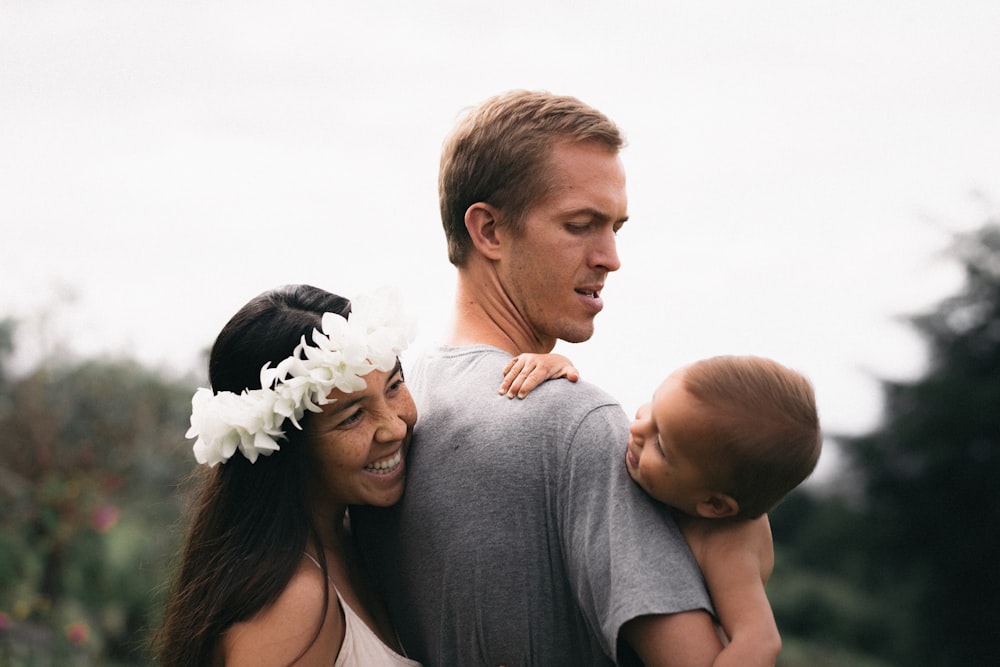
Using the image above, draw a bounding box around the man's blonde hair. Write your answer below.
[439,90,624,266]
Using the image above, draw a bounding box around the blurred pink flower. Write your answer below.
[65,621,89,645]
[92,504,119,533]
[0,610,9,633]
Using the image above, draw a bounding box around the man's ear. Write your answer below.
[695,493,739,519]
[465,203,503,261]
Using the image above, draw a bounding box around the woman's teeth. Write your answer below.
[365,450,402,474]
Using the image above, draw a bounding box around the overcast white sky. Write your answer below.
[3,1,999,481]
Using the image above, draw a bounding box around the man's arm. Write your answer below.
[557,402,720,664]
[621,610,724,667]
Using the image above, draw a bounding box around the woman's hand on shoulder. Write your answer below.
[223,557,343,666]
[499,353,580,399]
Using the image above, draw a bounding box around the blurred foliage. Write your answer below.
[0,331,194,666]
[1,217,998,665]
[769,217,1000,666]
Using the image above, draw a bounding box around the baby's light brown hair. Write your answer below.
[681,355,822,519]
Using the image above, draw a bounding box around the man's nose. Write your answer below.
[592,230,621,272]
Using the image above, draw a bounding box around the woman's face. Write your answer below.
[304,360,417,510]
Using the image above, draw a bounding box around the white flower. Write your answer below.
[187,388,286,466]
[186,288,414,466]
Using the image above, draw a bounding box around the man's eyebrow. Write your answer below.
[559,206,629,224]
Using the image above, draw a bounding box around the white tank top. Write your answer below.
[303,553,421,667]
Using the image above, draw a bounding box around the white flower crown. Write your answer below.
[186,288,415,467]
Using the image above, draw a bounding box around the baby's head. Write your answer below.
[625,355,821,520]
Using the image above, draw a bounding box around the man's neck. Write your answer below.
[447,272,555,355]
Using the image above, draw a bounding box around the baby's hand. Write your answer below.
[499,353,580,399]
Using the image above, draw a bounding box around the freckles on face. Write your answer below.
[304,365,417,509]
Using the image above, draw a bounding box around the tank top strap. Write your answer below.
[300,552,421,666]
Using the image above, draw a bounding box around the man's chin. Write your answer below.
[561,329,596,344]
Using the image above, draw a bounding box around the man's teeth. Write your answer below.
[365,450,402,473]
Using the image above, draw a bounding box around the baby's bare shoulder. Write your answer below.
[683,515,771,558]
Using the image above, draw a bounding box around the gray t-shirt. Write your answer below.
[353,345,711,666]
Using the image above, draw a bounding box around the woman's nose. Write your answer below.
[376,410,408,441]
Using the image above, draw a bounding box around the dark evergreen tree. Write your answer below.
[837,218,1000,665]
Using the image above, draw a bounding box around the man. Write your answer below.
[355,90,722,666]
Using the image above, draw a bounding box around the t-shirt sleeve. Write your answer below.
[557,403,714,660]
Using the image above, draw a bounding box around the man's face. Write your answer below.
[499,140,628,350]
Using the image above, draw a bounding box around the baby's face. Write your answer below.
[625,370,715,516]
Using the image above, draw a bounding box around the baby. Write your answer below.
[500,354,822,667]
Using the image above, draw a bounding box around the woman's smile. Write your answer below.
[364,448,404,475]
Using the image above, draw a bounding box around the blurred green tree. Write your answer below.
[838,219,1000,665]
[770,217,1000,666]
[0,345,194,664]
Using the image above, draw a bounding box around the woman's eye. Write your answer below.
[387,370,406,393]
[338,410,362,427]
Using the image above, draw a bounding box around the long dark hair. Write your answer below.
[152,285,351,666]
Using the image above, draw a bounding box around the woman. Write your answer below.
[153,285,421,666]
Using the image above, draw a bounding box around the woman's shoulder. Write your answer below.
[222,556,343,665]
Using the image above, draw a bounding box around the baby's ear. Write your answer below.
[696,493,739,519]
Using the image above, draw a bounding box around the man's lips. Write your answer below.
[574,285,603,298]
[574,285,605,314]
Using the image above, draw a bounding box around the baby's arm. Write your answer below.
[682,515,781,667]
[499,353,580,399]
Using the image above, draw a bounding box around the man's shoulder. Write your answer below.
[413,345,617,399]
[533,374,619,408]
[508,377,627,444]
[408,344,506,374]
[411,345,624,426]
